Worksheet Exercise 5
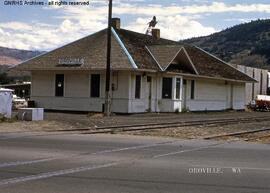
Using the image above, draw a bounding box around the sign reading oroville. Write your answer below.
[58,58,84,66]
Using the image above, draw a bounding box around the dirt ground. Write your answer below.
[0,120,74,133]
[0,111,270,143]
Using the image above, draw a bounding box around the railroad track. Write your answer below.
[243,134,270,142]
[81,116,270,134]
[204,127,270,140]
[242,131,270,142]
[203,127,270,143]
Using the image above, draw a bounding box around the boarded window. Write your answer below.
[91,74,100,98]
[162,77,172,99]
[135,75,141,99]
[55,74,64,97]
[183,79,187,85]
[190,80,195,99]
[176,78,181,99]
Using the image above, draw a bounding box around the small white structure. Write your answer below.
[0,88,13,118]
[18,108,44,121]
[257,95,270,101]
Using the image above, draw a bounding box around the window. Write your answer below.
[55,74,64,97]
[91,74,100,98]
[176,78,181,99]
[190,80,195,99]
[135,75,141,99]
[183,79,187,85]
[162,77,172,99]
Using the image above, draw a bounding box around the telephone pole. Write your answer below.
[105,0,113,116]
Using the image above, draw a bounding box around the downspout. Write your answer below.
[111,28,138,69]
[156,72,159,112]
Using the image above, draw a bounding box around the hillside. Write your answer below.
[0,46,43,66]
[0,55,22,66]
[0,47,43,83]
[183,19,270,70]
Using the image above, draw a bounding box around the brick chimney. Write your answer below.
[111,18,121,30]
[152,28,160,40]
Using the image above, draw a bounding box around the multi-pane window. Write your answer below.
[91,74,100,98]
[55,74,64,97]
[175,78,181,99]
[162,77,172,99]
[191,80,195,99]
[135,75,141,99]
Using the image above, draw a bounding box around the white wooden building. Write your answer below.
[17,18,255,113]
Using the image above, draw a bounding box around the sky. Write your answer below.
[0,0,270,51]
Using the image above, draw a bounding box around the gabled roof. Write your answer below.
[115,29,185,71]
[146,45,182,70]
[17,27,255,82]
[116,28,254,82]
[146,45,198,74]
[183,46,254,82]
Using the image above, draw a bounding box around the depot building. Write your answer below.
[17,18,255,113]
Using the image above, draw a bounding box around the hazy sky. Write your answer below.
[0,0,270,51]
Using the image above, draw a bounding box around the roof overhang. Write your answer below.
[194,46,257,83]
[166,71,256,83]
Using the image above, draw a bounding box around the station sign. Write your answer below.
[58,58,84,66]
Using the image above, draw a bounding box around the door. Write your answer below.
[182,79,187,110]
[55,74,64,97]
[146,76,152,112]
[226,84,233,109]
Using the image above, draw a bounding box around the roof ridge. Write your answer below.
[112,28,138,69]
[145,46,164,71]
[118,28,179,44]
[182,47,199,75]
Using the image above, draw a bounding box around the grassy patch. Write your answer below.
[0,114,17,123]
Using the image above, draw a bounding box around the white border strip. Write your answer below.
[145,46,164,71]
[0,158,55,168]
[111,28,138,69]
[0,162,118,186]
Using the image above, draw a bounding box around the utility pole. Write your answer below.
[105,0,113,116]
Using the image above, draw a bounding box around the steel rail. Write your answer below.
[82,116,270,134]
[204,128,270,140]
[95,116,270,130]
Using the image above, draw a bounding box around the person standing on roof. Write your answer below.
[149,16,158,28]
[146,16,158,35]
